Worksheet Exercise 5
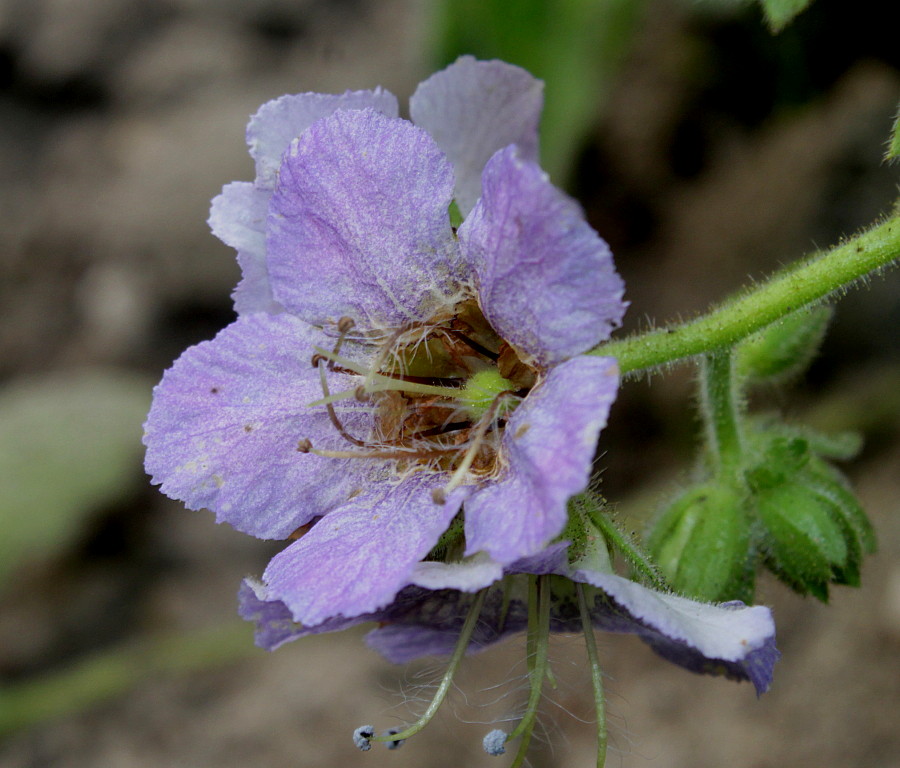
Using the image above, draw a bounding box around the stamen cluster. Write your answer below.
[300,300,536,503]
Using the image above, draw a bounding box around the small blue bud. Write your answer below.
[382,728,405,750]
[353,725,374,751]
[483,729,507,756]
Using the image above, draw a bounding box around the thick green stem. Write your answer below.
[700,350,743,478]
[592,215,900,374]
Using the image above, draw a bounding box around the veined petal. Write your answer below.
[262,474,465,627]
[576,569,780,694]
[143,312,381,539]
[410,56,543,216]
[464,356,619,563]
[247,88,399,190]
[266,109,461,329]
[208,182,282,315]
[459,146,627,366]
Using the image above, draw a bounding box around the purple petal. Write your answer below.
[266,109,461,328]
[366,587,530,664]
[576,570,779,694]
[247,88,399,190]
[143,312,380,539]
[464,356,619,563]
[238,578,371,651]
[262,474,465,626]
[208,182,282,315]
[410,56,543,215]
[459,146,627,366]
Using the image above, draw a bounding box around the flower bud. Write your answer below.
[753,479,850,601]
[648,483,752,603]
[744,429,874,599]
[736,305,832,382]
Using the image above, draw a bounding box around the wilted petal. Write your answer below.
[577,569,780,694]
[267,109,460,328]
[410,56,543,215]
[464,356,619,563]
[460,146,626,366]
[263,474,465,627]
[208,182,282,315]
[143,312,380,539]
[238,578,372,651]
[366,588,529,664]
[248,88,399,189]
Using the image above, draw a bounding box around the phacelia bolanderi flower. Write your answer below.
[143,57,778,765]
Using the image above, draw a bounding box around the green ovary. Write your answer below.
[459,369,515,419]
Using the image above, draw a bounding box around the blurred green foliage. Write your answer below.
[0,369,152,587]
[429,0,644,185]
[757,0,814,31]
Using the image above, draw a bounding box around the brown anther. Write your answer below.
[431,487,447,505]
[311,353,328,368]
[354,385,370,402]
[337,316,355,334]
[297,438,313,453]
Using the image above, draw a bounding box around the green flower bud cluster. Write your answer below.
[647,307,876,604]
[747,429,875,601]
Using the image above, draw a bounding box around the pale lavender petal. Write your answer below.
[507,540,571,575]
[459,146,627,366]
[577,570,779,694]
[267,109,461,328]
[238,578,371,651]
[248,88,399,190]
[262,475,465,626]
[208,182,282,315]
[409,553,503,591]
[464,356,619,563]
[410,56,543,215]
[143,312,382,539]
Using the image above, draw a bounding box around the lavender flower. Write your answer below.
[143,57,779,763]
[143,57,626,628]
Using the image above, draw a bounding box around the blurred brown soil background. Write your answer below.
[0,0,898,766]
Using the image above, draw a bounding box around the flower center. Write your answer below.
[299,299,537,494]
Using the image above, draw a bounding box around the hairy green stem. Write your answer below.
[582,497,668,590]
[592,215,900,374]
[507,576,551,768]
[577,583,608,768]
[700,350,743,478]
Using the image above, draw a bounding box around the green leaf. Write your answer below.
[0,369,152,586]
[759,0,815,32]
